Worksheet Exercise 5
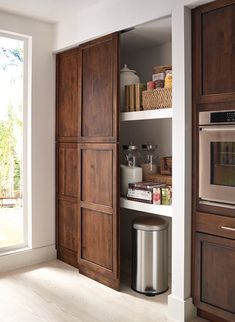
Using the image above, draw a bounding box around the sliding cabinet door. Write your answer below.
[78,144,119,289]
[77,33,120,289]
[78,33,119,143]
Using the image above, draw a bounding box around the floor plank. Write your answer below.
[0,260,207,322]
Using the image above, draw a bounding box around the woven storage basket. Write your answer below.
[143,173,172,185]
[142,88,172,110]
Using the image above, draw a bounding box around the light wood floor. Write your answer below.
[0,260,208,322]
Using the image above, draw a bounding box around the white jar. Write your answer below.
[120,165,143,197]
[120,64,140,112]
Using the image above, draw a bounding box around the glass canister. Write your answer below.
[141,144,158,177]
[120,143,143,196]
[123,143,141,168]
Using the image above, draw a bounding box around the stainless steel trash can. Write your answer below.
[132,216,168,296]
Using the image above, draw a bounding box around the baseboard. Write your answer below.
[0,245,57,274]
[168,294,197,322]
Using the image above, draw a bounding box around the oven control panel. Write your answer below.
[211,111,235,123]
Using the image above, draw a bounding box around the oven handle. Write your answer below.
[200,125,235,131]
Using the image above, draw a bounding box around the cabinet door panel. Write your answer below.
[81,208,112,270]
[202,4,235,96]
[57,143,78,198]
[56,49,79,139]
[58,199,77,252]
[78,143,119,290]
[194,233,235,321]
[192,1,235,106]
[79,33,119,142]
[81,148,113,207]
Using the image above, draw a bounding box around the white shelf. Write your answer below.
[120,108,172,121]
[120,197,172,218]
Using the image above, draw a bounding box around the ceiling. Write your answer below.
[121,16,172,53]
[0,0,104,23]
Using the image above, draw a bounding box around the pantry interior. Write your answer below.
[119,16,173,288]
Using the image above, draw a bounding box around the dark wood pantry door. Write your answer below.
[78,33,119,143]
[77,33,120,289]
[77,143,119,289]
[56,33,120,290]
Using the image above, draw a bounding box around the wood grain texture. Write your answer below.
[78,33,119,142]
[57,143,78,198]
[192,0,235,106]
[77,143,119,290]
[81,208,112,270]
[57,198,78,252]
[195,233,235,321]
[196,212,235,240]
[56,33,120,290]
[81,148,113,207]
[202,4,235,95]
[192,3,235,320]
[57,246,78,268]
[56,48,79,139]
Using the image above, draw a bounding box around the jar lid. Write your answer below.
[123,142,139,150]
[120,64,136,74]
[142,144,158,150]
[133,216,168,231]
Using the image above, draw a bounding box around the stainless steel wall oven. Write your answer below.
[199,110,235,207]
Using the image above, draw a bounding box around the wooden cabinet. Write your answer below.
[193,0,235,108]
[194,233,235,322]
[56,33,120,290]
[192,1,235,321]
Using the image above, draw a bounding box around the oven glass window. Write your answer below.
[211,142,235,187]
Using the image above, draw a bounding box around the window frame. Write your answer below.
[0,30,32,254]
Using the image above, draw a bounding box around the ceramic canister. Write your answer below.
[120,64,140,112]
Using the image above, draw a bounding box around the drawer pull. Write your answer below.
[221,226,235,232]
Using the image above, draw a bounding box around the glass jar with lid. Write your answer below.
[141,144,158,177]
[120,143,143,196]
[123,142,141,168]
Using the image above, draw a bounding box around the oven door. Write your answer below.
[199,125,235,206]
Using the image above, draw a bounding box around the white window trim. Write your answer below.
[0,30,32,254]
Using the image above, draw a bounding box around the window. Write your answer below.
[0,32,31,252]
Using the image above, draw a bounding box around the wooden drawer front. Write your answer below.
[196,212,235,240]
[195,233,235,321]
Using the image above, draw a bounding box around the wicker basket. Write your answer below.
[142,88,172,110]
[143,173,172,185]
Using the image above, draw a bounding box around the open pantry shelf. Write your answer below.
[120,108,172,121]
[120,197,172,218]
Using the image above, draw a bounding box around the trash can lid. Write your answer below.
[133,216,169,231]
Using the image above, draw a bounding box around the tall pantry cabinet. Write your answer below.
[56,33,120,289]
[192,1,235,322]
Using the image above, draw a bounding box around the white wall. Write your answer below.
[0,11,56,272]
[121,42,172,83]
[53,0,211,52]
